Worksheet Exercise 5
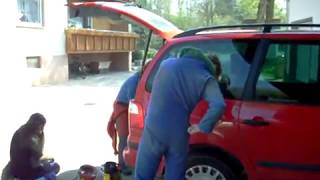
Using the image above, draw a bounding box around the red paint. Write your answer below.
[239,102,320,179]
[124,33,320,179]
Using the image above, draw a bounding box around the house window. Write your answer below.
[26,56,41,68]
[17,0,43,27]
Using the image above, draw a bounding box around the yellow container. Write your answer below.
[103,174,111,180]
[103,173,121,180]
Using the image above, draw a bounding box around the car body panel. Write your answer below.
[238,33,320,179]
[239,102,320,179]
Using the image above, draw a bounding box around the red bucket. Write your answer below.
[78,164,97,180]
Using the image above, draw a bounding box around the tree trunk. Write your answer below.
[257,0,275,23]
[266,0,275,23]
[257,0,267,23]
[178,0,184,16]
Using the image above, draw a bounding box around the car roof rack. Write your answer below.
[174,23,320,38]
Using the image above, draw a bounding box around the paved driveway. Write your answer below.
[0,71,136,179]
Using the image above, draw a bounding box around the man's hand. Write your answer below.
[188,124,201,135]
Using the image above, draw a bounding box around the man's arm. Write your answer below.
[188,78,226,134]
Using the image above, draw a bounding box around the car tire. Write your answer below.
[185,155,237,180]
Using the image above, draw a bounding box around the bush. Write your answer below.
[132,49,157,61]
[147,48,157,59]
[132,50,143,61]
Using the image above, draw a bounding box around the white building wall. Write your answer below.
[0,0,68,87]
[16,0,68,56]
[288,0,320,23]
[16,0,69,85]
[0,0,27,87]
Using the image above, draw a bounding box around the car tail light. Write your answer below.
[128,100,144,130]
[129,102,139,115]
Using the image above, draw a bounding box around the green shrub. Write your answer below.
[132,50,143,61]
[147,48,157,59]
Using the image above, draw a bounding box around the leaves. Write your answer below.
[135,0,286,30]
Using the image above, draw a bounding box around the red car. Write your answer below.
[70,2,320,179]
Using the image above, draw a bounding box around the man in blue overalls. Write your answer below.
[134,47,226,180]
[107,71,140,175]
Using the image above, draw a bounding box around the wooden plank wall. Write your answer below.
[65,28,139,54]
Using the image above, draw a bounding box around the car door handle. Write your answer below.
[242,117,270,126]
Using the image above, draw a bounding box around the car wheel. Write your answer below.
[185,155,236,180]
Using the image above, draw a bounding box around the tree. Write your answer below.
[215,0,234,16]
[257,0,275,23]
[237,0,285,23]
[195,0,237,26]
[193,0,213,26]
[135,0,286,30]
[237,0,260,20]
[177,0,184,16]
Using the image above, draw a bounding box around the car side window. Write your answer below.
[145,39,257,100]
[256,41,320,105]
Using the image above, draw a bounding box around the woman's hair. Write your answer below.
[208,54,222,79]
[26,113,46,132]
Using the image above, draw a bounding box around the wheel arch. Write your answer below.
[189,144,248,180]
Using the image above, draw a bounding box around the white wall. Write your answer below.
[16,0,68,56]
[0,0,68,87]
[15,0,69,85]
[0,0,27,87]
[288,0,320,23]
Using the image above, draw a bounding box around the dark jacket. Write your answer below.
[9,119,47,179]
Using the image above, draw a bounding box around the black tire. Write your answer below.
[186,155,237,180]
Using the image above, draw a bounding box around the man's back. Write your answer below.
[134,48,225,180]
[116,72,140,104]
[145,57,212,144]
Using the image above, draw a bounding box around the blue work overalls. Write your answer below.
[116,72,140,104]
[134,57,212,180]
